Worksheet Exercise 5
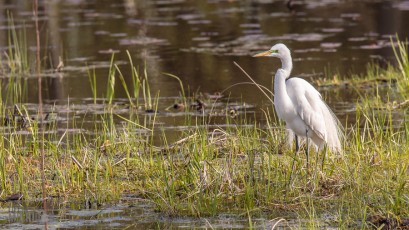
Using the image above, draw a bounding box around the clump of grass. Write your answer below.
[127,50,141,106]
[1,13,30,75]
[0,13,32,105]
[316,37,409,97]
[106,54,116,105]
[391,36,409,94]
[88,67,97,104]
[141,64,153,111]
[316,62,398,91]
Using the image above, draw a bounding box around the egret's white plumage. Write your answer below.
[254,43,342,152]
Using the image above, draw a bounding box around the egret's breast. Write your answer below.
[285,116,309,137]
[274,97,297,120]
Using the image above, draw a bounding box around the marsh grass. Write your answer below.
[391,36,409,96]
[2,13,30,75]
[87,67,97,104]
[0,14,30,105]
[0,29,409,230]
[316,37,408,99]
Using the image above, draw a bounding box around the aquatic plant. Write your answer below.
[88,67,97,104]
[391,36,409,94]
[106,54,116,105]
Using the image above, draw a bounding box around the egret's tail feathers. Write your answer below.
[322,101,344,153]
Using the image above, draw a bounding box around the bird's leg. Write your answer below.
[295,134,299,152]
[288,134,299,187]
[321,145,328,171]
[305,129,309,169]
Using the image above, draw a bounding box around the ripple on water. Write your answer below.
[394,1,409,11]
[119,36,169,46]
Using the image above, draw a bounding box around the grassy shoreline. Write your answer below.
[1,31,409,228]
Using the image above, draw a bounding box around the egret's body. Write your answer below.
[254,43,342,154]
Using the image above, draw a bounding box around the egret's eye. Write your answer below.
[270,50,278,54]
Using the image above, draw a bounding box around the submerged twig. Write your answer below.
[113,158,127,166]
[393,99,409,109]
[172,133,198,145]
[115,114,152,131]
[270,218,288,230]
[166,133,198,149]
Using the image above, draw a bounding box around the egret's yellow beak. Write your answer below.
[253,50,271,57]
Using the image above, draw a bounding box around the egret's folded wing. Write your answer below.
[299,90,326,140]
[286,78,326,140]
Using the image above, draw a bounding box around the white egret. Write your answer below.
[253,43,342,164]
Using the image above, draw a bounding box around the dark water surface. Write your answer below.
[1,0,409,229]
[1,0,408,101]
[0,198,272,229]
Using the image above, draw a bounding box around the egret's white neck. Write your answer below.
[280,54,293,77]
[274,68,292,119]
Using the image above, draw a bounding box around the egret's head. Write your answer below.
[253,43,291,59]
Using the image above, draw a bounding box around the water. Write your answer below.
[0,198,279,229]
[2,0,408,101]
[1,0,409,228]
[0,197,342,229]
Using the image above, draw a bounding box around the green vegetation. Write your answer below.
[316,37,409,99]
[0,21,408,229]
